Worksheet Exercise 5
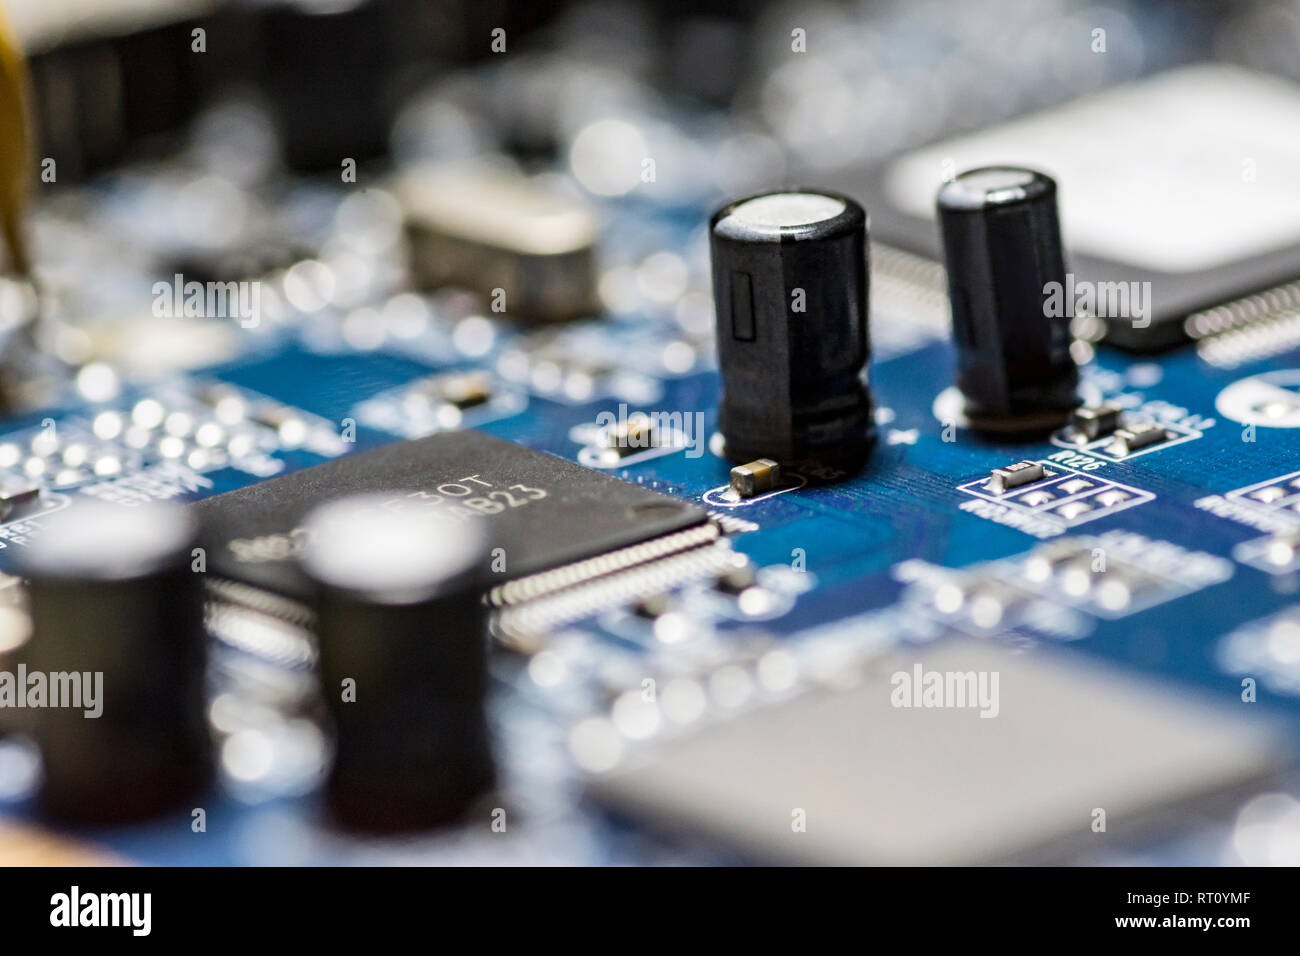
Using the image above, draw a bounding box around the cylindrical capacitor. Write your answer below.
[258,0,405,172]
[24,7,214,182]
[18,502,210,823]
[936,167,1079,432]
[710,190,874,469]
[300,494,494,832]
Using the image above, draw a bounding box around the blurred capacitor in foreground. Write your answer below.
[18,501,210,823]
[300,493,494,832]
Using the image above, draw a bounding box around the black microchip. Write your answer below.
[194,430,706,601]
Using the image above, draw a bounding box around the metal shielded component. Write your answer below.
[588,639,1287,865]
[395,163,599,322]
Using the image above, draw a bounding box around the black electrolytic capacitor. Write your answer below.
[936,167,1079,433]
[710,190,874,469]
[259,0,405,172]
[19,502,210,823]
[300,494,494,832]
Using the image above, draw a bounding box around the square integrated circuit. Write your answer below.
[589,638,1286,865]
[194,429,706,602]
[847,64,1300,350]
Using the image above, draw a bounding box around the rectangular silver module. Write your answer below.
[588,639,1285,865]
[395,164,598,322]
[876,64,1300,349]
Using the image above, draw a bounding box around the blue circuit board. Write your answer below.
[2,0,1300,859]
[1,195,1298,866]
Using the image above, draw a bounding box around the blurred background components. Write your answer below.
[0,3,33,276]
[11,0,220,180]
[396,163,599,322]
